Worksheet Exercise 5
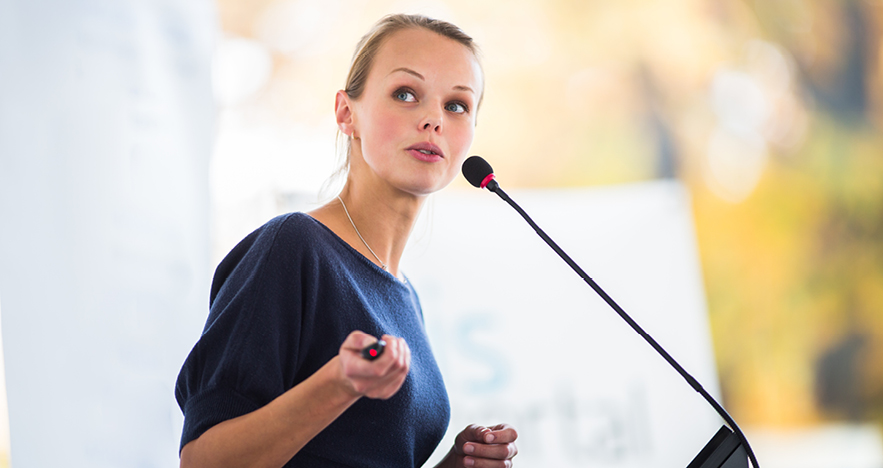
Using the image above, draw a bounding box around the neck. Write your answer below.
[310,179,425,277]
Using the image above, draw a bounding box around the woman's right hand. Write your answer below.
[337,331,411,399]
[180,332,410,468]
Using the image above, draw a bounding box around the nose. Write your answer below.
[419,107,442,133]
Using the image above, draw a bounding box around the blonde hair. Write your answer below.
[323,14,483,197]
[345,14,482,102]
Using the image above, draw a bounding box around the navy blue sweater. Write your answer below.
[175,213,450,467]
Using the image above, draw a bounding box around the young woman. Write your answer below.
[176,14,518,468]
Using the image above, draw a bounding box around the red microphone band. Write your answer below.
[480,173,495,189]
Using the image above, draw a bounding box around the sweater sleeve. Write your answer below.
[174,214,307,452]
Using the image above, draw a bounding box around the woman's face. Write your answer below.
[345,27,483,196]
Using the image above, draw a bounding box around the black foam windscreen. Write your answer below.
[461,155,494,188]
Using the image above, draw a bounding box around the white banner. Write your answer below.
[405,182,723,467]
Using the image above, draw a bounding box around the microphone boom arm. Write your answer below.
[484,180,759,468]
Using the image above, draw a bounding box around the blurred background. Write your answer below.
[1,0,882,466]
[208,0,883,435]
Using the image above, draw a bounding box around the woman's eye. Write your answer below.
[445,102,468,114]
[394,90,417,102]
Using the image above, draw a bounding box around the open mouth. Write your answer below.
[409,142,444,158]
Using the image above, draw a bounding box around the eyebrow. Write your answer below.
[389,67,475,94]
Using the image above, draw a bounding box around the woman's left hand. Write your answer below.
[439,423,518,467]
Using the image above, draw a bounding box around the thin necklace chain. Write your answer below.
[337,195,388,271]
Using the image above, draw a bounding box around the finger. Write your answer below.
[380,335,401,365]
[456,424,492,447]
[351,334,401,372]
[460,456,514,468]
[403,337,412,368]
[370,364,409,399]
[391,336,410,370]
[462,441,518,461]
[383,337,410,379]
[362,337,410,399]
[339,333,395,382]
[340,330,378,352]
[355,336,395,379]
[485,423,518,444]
[374,336,408,370]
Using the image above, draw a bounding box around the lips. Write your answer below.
[406,141,444,161]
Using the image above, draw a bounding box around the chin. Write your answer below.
[395,170,458,196]
[400,180,451,197]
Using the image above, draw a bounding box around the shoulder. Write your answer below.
[228,212,329,259]
[266,212,332,246]
[209,213,331,304]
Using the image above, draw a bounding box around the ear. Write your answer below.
[335,90,355,137]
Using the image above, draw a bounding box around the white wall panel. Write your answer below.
[0,1,216,466]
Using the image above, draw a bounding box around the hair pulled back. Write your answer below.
[345,14,482,102]
[324,14,483,194]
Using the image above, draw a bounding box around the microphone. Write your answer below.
[462,155,499,191]
[461,155,758,468]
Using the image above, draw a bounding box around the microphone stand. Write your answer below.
[482,179,758,468]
